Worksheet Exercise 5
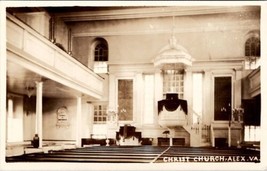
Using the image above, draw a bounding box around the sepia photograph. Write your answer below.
[0,1,266,171]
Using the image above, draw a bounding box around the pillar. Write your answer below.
[203,70,211,124]
[234,70,242,106]
[154,70,163,125]
[76,96,82,148]
[184,70,192,124]
[87,102,94,138]
[7,97,13,142]
[8,98,13,118]
[136,72,143,126]
[108,74,116,112]
[35,81,43,148]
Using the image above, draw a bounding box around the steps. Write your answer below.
[183,124,211,147]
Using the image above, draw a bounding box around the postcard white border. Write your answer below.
[1,1,266,171]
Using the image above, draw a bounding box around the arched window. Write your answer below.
[245,37,260,57]
[94,43,108,61]
[244,31,260,70]
[93,38,108,73]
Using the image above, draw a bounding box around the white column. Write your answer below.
[203,71,211,124]
[8,98,13,118]
[76,96,82,148]
[184,70,192,124]
[35,81,43,148]
[136,72,143,126]
[7,97,13,142]
[154,70,163,125]
[87,102,94,138]
[234,70,242,108]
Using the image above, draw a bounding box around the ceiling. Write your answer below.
[7,61,84,99]
[7,6,260,22]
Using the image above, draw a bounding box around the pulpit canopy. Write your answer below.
[153,36,194,70]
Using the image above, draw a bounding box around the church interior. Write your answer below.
[1,4,263,165]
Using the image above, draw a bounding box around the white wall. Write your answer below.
[15,12,50,39]
[54,17,69,51]
[42,98,93,141]
[71,11,259,66]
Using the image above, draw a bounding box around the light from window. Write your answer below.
[93,105,107,124]
[244,125,260,142]
[163,70,184,99]
[143,75,154,124]
[192,73,203,123]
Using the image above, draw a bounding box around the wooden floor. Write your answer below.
[6,146,260,163]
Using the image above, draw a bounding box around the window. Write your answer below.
[93,38,108,73]
[245,37,260,57]
[118,79,133,121]
[143,75,154,124]
[163,70,184,99]
[244,33,260,69]
[94,43,108,61]
[93,104,107,124]
[244,126,260,142]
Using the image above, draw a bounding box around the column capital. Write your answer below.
[35,81,43,84]
[35,81,43,87]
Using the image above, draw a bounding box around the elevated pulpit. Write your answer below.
[116,125,142,146]
[158,93,188,128]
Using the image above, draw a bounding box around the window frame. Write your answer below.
[245,37,260,57]
[93,104,107,124]
[163,69,184,99]
[244,31,261,70]
[91,38,109,73]
[94,43,108,62]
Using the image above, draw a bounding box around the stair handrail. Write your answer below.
[187,106,212,144]
[187,105,202,126]
[186,105,203,136]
